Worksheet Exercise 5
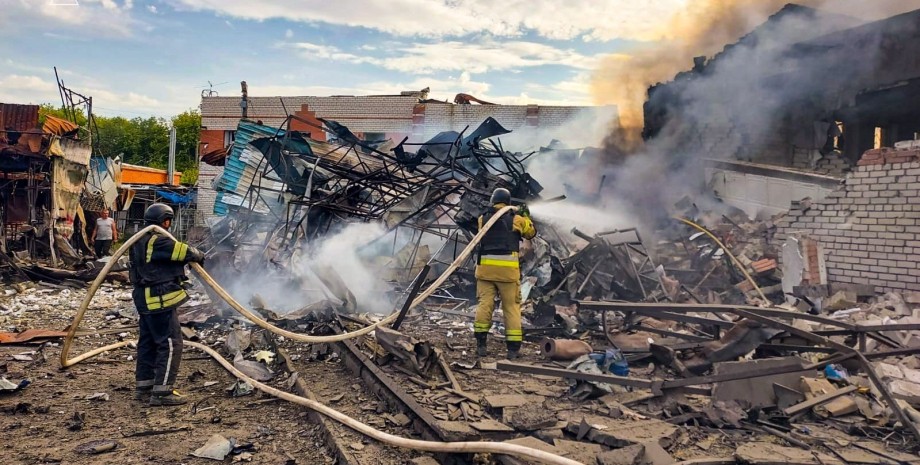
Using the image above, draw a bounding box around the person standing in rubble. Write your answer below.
[473,188,536,359]
[129,203,205,406]
[91,209,117,258]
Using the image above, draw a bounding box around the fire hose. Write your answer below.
[60,206,584,465]
[676,217,767,302]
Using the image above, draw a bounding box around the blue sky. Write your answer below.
[1,0,916,119]
[0,0,686,117]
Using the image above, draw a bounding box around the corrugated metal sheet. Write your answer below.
[0,103,40,132]
[213,121,285,215]
[43,115,79,136]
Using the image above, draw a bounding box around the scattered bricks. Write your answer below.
[824,291,858,310]
[751,259,777,274]
[735,280,755,293]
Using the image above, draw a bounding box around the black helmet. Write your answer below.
[144,203,174,225]
[490,188,511,205]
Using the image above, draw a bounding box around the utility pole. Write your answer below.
[167,126,177,186]
[240,81,248,118]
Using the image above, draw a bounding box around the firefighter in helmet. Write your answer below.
[129,203,205,406]
[473,188,536,359]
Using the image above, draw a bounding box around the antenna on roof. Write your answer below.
[200,81,228,98]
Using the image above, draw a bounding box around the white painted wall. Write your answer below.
[705,163,839,218]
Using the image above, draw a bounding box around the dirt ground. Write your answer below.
[0,284,336,465]
[1,341,339,464]
[4,284,919,465]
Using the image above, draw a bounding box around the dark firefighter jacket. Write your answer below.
[474,203,536,283]
[128,231,195,313]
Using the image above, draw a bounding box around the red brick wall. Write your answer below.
[291,104,325,142]
[200,129,224,151]
[857,147,920,166]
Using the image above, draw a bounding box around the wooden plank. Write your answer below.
[782,385,858,416]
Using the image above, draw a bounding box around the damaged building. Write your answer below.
[642,5,920,294]
[0,103,92,266]
[644,5,920,215]
[196,87,609,225]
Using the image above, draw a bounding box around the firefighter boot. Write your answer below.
[149,390,188,407]
[134,386,152,401]
[475,333,488,357]
[506,341,521,360]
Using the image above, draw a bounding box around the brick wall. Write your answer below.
[776,147,920,292]
[291,104,325,141]
[200,129,225,151]
[196,163,223,225]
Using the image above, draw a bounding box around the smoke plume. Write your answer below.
[591,0,920,143]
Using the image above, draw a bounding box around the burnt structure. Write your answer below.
[643,5,920,169]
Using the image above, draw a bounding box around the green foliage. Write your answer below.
[39,104,202,186]
[180,166,199,185]
[39,104,88,127]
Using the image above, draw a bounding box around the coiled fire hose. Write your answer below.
[60,206,584,465]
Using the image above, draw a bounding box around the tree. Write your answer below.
[171,109,201,175]
[37,103,201,185]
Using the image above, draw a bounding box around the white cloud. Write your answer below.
[284,28,293,39]
[289,42,374,64]
[147,4,158,13]
[0,73,166,116]
[0,0,146,37]
[0,74,66,110]
[167,0,688,41]
[285,39,619,74]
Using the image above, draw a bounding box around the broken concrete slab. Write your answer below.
[853,441,920,464]
[497,437,563,465]
[552,439,603,465]
[889,379,920,405]
[784,385,858,416]
[832,448,890,465]
[564,415,679,448]
[712,357,811,408]
[596,444,645,465]
[735,442,819,465]
[504,404,558,431]
[192,434,232,461]
[484,394,544,409]
[873,363,904,380]
[435,421,478,441]
[819,395,858,417]
[469,419,514,433]
[774,383,806,410]
[825,291,858,311]
[641,441,675,465]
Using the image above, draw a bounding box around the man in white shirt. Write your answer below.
[91,210,117,258]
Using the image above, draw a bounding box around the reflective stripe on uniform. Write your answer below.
[171,242,188,261]
[145,234,158,263]
[144,287,187,311]
[505,329,523,342]
[479,253,519,268]
[473,322,492,333]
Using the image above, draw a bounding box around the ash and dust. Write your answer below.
[212,222,400,316]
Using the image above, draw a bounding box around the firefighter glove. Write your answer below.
[518,203,530,217]
[187,247,206,264]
